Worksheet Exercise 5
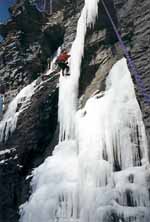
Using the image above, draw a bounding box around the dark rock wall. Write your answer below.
[114,0,150,158]
[0,0,150,221]
[0,1,64,93]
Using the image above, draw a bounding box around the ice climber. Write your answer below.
[56,50,71,76]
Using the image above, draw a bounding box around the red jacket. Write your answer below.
[57,52,70,62]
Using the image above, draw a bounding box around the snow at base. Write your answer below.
[19,58,150,222]
[0,81,36,142]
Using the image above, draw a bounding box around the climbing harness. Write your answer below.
[101,0,150,104]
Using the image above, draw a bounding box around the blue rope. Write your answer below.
[101,0,150,104]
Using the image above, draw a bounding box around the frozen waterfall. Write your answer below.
[19,58,150,222]
[19,0,150,221]
[58,0,100,141]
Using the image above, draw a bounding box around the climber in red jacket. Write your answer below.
[56,50,71,76]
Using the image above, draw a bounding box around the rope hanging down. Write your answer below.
[101,0,150,105]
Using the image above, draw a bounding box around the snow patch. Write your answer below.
[0,148,16,156]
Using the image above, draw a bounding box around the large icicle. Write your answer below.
[76,58,148,174]
[58,0,100,141]
[19,58,150,222]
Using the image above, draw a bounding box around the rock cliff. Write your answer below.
[0,0,150,221]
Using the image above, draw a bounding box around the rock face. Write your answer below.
[0,0,150,221]
[0,0,64,93]
[115,0,150,159]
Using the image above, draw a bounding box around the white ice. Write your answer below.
[44,47,61,76]
[0,81,36,142]
[0,148,16,156]
[19,0,150,221]
[19,58,150,222]
[76,58,148,173]
[58,0,100,141]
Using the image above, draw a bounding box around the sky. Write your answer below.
[0,0,16,41]
[0,0,16,23]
